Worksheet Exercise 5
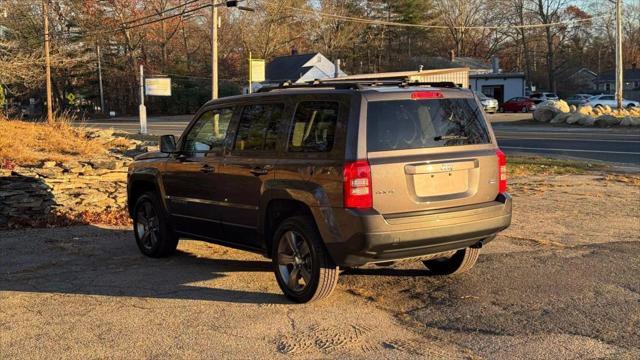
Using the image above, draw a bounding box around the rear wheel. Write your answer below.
[272,216,339,303]
[521,106,528,113]
[133,192,179,258]
[422,247,480,275]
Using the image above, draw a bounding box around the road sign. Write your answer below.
[145,78,172,96]
[250,58,266,83]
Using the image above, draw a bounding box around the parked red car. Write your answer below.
[500,97,536,113]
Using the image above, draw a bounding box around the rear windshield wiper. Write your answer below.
[434,135,468,141]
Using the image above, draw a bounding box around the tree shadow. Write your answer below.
[0,225,290,305]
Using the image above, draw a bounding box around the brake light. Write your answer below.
[343,160,372,209]
[496,149,507,193]
[411,91,443,100]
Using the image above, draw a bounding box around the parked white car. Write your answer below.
[565,94,592,107]
[585,95,639,109]
[529,92,559,104]
[475,92,499,113]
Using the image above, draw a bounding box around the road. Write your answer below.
[2,173,639,359]
[80,113,640,167]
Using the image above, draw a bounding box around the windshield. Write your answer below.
[366,98,491,152]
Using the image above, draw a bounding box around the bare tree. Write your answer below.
[531,0,568,92]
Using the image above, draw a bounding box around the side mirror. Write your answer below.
[159,135,177,153]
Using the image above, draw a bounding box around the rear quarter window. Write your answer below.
[366,98,490,152]
[288,101,339,153]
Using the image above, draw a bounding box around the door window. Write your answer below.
[288,101,339,153]
[234,103,285,152]
[182,108,234,155]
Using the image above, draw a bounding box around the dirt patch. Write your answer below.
[504,173,640,248]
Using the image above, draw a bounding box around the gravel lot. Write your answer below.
[1,173,639,359]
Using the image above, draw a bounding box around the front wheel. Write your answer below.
[422,247,480,275]
[272,216,339,303]
[133,192,179,258]
[521,106,528,113]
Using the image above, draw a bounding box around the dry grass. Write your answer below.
[602,174,640,186]
[4,208,132,229]
[508,156,607,177]
[0,116,107,166]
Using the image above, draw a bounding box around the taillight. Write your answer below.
[496,149,507,193]
[343,160,372,209]
[411,91,443,100]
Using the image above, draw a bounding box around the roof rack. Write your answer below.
[256,79,461,93]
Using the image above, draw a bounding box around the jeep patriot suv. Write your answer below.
[127,81,512,303]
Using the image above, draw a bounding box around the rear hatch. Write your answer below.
[364,89,501,215]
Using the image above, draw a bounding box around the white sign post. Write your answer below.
[138,71,172,135]
[139,64,147,135]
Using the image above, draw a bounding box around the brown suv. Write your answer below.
[127,81,512,303]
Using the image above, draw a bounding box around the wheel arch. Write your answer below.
[127,171,165,217]
[258,186,338,260]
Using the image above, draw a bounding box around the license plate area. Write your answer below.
[405,159,478,199]
[413,171,469,197]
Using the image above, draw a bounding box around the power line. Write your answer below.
[278,4,607,31]
[118,0,204,26]
[49,1,211,40]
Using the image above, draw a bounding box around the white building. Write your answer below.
[265,52,347,84]
[470,73,526,104]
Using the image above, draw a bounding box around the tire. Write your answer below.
[422,247,480,275]
[132,192,179,258]
[272,216,339,303]
[498,107,504,113]
[521,106,528,113]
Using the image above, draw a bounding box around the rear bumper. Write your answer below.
[324,194,512,267]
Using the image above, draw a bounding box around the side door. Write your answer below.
[600,95,615,107]
[162,107,236,240]
[218,100,289,250]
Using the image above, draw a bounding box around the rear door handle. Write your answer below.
[200,164,215,174]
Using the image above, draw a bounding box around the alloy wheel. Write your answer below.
[277,231,313,293]
[136,201,160,251]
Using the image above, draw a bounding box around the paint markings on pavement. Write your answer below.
[501,146,640,155]
[498,136,640,143]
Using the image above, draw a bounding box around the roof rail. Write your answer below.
[256,79,461,93]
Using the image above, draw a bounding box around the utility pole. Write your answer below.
[42,0,53,124]
[211,0,218,100]
[615,0,623,110]
[96,44,105,114]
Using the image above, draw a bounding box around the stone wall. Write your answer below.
[0,160,131,228]
[0,129,155,229]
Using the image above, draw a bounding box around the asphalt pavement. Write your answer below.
[80,113,640,167]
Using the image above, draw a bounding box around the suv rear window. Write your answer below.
[366,98,490,152]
